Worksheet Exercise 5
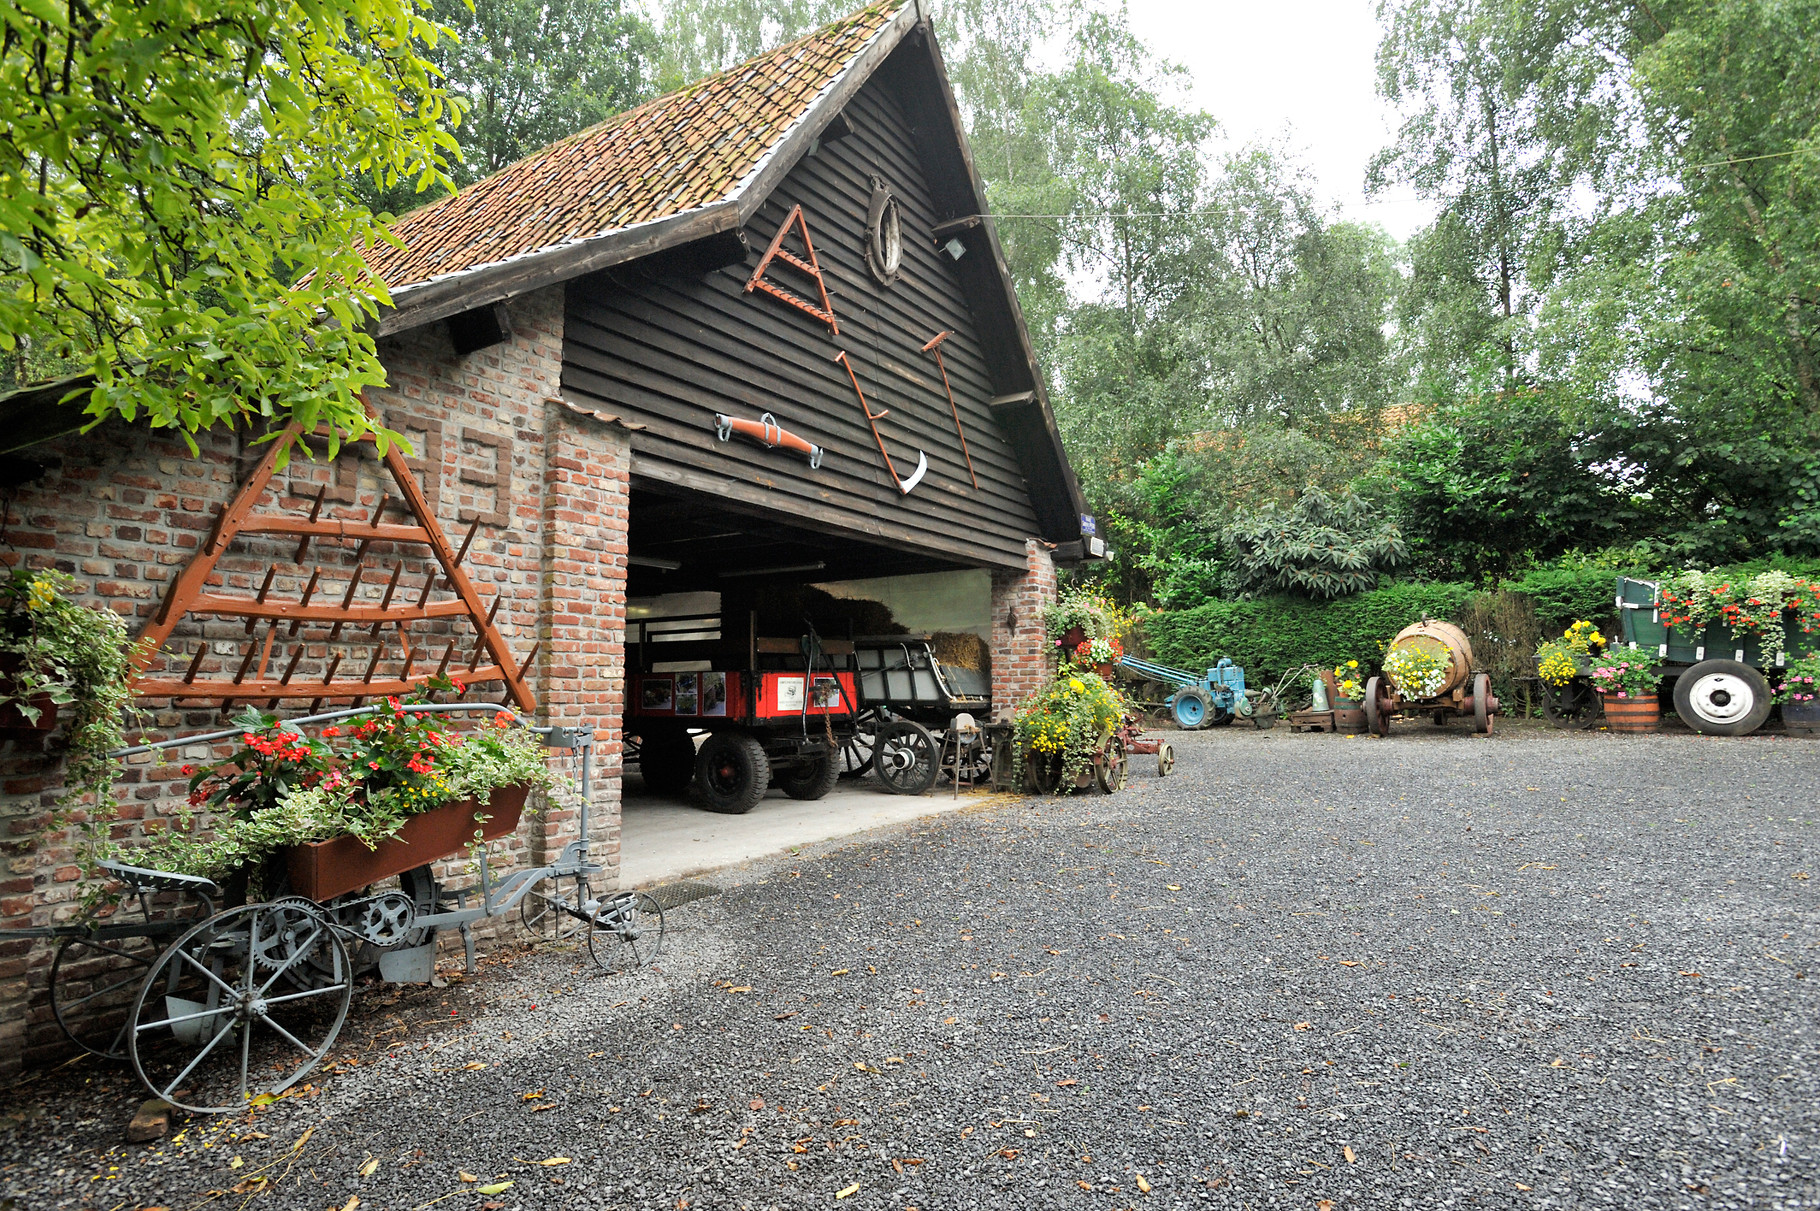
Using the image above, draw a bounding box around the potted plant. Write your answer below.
[1013,670,1128,794]
[1330,660,1366,708]
[1382,644,1450,699]
[1587,646,1664,733]
[1775,654,1820,736]
[1042,589,1136,674]
[135,686,557,896]
[1069,634,1126,679]
[0,569,142,835]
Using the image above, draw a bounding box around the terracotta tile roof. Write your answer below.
[369,1,906,293]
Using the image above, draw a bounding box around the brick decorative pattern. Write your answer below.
[989,540,1059,717]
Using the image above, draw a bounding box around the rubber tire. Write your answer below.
[690,732,770,814]
[1207,704,1235,727]
[636,730,697,796]
[1364,676,1390,737]
[1170,687,1211,730]
[775,753,840,801]
[1673,659,1773,736]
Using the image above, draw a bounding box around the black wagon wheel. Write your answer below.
[586,891,665,975]
[1672,659,1774,736]
[635,729,697,796]
[1540,676,1599,730]
[1364,676,1391,737]
[1094,737,1129,793]
[129,902,352,1114]
[874,720,939,795]
[840,709,882,778]
[1025,749,1066,795]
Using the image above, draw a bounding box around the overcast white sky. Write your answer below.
[1120,0,1436,241]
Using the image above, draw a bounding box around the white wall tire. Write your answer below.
[1671,660,1772,736]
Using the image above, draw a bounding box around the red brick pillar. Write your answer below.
[538,403,631,883]
[989,539,1058,718]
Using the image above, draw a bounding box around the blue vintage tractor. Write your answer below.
[1117,655,1248,729]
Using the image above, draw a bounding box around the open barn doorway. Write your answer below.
[618,482,999,886]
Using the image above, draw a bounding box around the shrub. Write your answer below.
[1221,488,1408,599]
[1144,580,1476,682]
[1501,565,1619,634]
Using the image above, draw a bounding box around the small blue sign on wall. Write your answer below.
[1080,513,1097,537]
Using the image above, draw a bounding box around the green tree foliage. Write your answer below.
[1221,488,1409,599]
[0,0,462,447]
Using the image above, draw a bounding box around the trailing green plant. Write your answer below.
[135,690,555,883]
[1013,670,1128,792]
[1657,568,1820,664]
[1220,488,1408,600]
[1586,646,1663,699]
[1383,643,1450,698]
[0,570,145,850]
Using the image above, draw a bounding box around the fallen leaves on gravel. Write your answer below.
[475,1181,513,1195]
[835,1182,860,1198]
[1344,1145,1357,1164]
[1294,1022,1312,1031]
[750,1098,765,1110]
[458,1171,479,1182]
[358,1157,379,1177]
[539,1157,572,1166]
[1135,1173,1152,1192]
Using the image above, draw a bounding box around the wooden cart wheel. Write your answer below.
[128,902,351,1114]
[839,708,881,778]
[875,721,939,795]
[1157,742,1175,777]
[1472,673,1495,734]
[1364,676,1390,737]
[1095,738,1129,793]
[1025,750,1066,795]
[587,891,664,975]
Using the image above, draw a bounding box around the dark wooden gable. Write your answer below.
[561,41,1050,572]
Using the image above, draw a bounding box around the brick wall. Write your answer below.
[989,539,1060,716]
[0,284,640,1081]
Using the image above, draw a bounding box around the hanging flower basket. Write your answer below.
[282,784,528,902]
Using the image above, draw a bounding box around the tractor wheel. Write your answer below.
[1673,660,1772,736]
[1169,687,1211,730]
[690,732,770,814]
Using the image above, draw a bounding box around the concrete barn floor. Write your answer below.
[2,721,1817,1211]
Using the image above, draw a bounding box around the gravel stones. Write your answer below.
[1,723,1816,1209]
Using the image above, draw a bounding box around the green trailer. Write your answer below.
[1614,575,1816,735]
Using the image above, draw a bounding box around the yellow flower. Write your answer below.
[1347,660,1358,669]
[1068,679,1084,694]
[25,576,54,612]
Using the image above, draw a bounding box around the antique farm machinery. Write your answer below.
[1115,655,1251,729]
[1362,620,1499,736]
[2,704,661,1115]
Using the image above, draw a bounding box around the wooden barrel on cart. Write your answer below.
[1388,620,1475,698]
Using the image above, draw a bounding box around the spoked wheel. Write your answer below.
[1364,676,1391,737]
[1025,750,1066,795]
[1095,738,1129,793]
[520,873,593,944]
[587,891,665,974]
[129,902,351,1114]
[840,709,882,779]
[1540,677,1599,730]
[1156,742,1175,777]
[52,928,163,1060]
[875,721,939,795]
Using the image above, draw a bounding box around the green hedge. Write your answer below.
[1144,580,1477,683]
[1500,567,1618,635]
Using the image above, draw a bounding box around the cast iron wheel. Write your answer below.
[775,753,841,801]
[587,891,665,975]
[51,925,163,1060]
[128,902,352,1114]
[1156,741,1175,777]
[690,731,771,814]
[840,709,881,778]
[1169,686,1210,730]
[1364,676,1390,737]
[1472,672,1495,735]
[1026,750,1066,795]
[874,721,939,795]
[519,872,592,943]
[1095,739,1129,793]
[1673,659,1773,736]
[1540,677,1599,729]
[636,730,697,796]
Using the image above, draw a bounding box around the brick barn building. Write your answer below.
[0,0,1098,1075]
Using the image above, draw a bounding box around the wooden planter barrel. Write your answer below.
[1601,694,1660,734]
[282,784,529,902]
[1783,700,1820,737]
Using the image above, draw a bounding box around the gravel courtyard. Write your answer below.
[4,724,1816,1211]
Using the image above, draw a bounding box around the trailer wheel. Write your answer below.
[1169,687,1211,729]
[1673,659,1772,736]
[636,730,696,796]
[691,732,770,814]
[875,721,939,795]
[775,754,840,801]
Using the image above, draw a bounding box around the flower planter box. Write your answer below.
[1601,694,1660,734]
[1783,700,1820,737]
[282,785,529,902]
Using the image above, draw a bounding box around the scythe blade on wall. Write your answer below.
[835,350,928,496]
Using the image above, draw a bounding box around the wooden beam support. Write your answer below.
[137,666,511,701]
